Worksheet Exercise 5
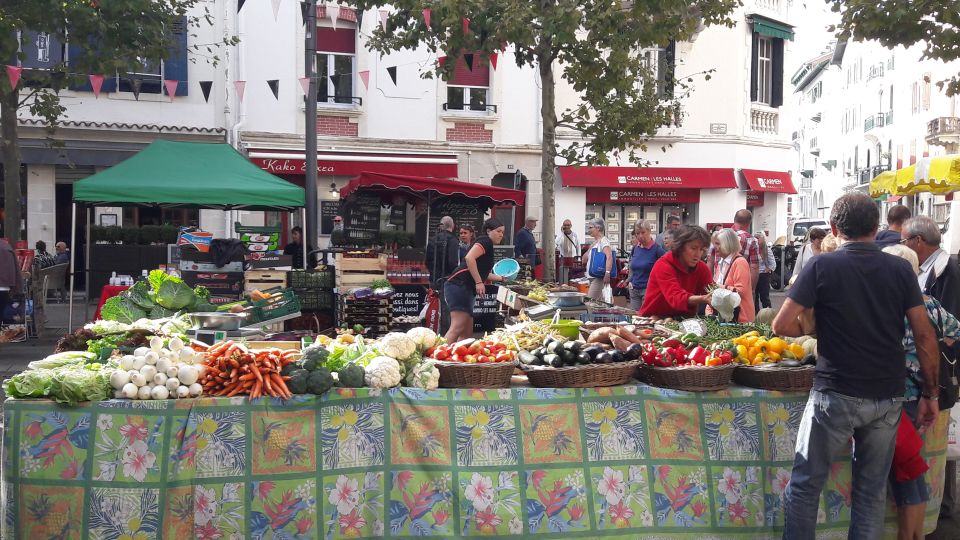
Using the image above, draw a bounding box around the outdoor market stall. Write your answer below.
[2,309,952,539]
[68,140,307,329]
[1,385,949,539]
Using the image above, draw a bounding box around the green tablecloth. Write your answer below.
[1,385,949,539]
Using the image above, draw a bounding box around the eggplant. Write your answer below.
[582,346,604,359]
[625,343,643,361]
[518,352,538,365]
[531,347,545,358]
[546,341,562,355]
[609,351,625,363]
[544,354,564,368]
[576,352,591,364]
[563,341,582,355]
[595,352,613,364]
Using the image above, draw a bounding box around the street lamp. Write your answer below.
[329,182,339,199]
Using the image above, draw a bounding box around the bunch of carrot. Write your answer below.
[201,340,297,399]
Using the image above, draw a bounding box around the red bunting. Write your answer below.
[89,74,105,98]
[5,65,23,90]
[438,56,447,69]
[489,53,498,70]
[423,8,431,27]
[358,70,370,90]
[462,17,470,35]
[164,80,179,101]
[298,76,311,96]
[234,80,246,103]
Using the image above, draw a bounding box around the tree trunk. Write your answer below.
[0,86,22,242]
[539,53,557,283]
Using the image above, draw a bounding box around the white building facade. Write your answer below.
[793,39,960,251]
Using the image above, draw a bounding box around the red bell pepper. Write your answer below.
[687,346,709,366]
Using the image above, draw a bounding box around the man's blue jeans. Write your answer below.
[783,389,902,540]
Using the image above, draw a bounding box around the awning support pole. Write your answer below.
[302,208,308,268]
[67,202,77,330]
[84,206,92,323]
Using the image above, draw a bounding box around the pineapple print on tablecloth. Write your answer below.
[519,404,583,464]
[20,485,83,540]
[252,410,317,475]
[644,400,704,461]
[391,403,451,466]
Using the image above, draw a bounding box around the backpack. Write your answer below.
[932,308,959,410]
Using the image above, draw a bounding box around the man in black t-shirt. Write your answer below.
[425,216,460,334]
[772,192,940,540]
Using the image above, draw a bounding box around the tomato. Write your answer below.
[435,349,450,361]
[477,355,491,363]
[481,347,492,357]
[490,343,506,353]
[464,354,478,363]
[495,351,513,363]
[425,346,437,357]
[454,345,469,356]
[468,342,483,354]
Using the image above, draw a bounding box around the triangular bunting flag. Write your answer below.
[328,5,340,30]
[300,1,309,25]
[164,79,179,101]
[386,66,397,86]
[501,43,508,53]
[267,79,280,100]
[358,70,370,89]
[462,17,470,35]
[489,53,498,70]
[5,65,23,90]
[271,0,281,21]
[238,0,246,13]
[89,74,105,98]
[379,10,388,31]
[464,53,474,72]
[199,81,213,102]
[423,8,431,27]
[438,56,447,69]
[234,80,246,103]
[298,76,311,96]
[129,78,143,100]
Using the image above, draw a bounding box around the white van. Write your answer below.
[789,218,828,245]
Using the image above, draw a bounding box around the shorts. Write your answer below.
[890,400,931,506]
[443,280,476,313]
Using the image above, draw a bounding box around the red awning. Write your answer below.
[340,172,525,206]
[559,166,737,189]
[740,169,797,194]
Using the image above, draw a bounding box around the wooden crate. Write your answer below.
[335,254,388,287]
[244,270,288,293]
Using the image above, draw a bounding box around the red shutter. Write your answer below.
[449,52,489,87]
[317,27,355,54]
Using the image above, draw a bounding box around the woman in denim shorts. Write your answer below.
[442,219,507,342]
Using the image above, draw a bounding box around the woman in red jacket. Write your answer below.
[639,225,713,317]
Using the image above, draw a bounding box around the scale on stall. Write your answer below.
[186,289,302,345]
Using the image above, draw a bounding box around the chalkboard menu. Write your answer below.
[391,285,428,319]
[320,200,341,235]
[428,197,485,235]
[344,194,381,243]
[473,284,499,332]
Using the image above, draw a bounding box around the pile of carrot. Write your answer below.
[201,340,297,399]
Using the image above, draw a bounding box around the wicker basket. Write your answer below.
[521,361,642,388]
[637,363,737,392]
[435,361,517,388]
[733,365,814,392]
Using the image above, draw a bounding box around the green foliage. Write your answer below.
[139,225,162,245]
[829,0,960,96]
[100,296,146,323]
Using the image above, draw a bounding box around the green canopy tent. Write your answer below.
[68,140,306,327]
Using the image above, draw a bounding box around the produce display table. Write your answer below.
[92,285,130,321]
[2,385,949,539]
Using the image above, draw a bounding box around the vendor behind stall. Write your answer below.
[282,226,315,269]
[640,225,713,317]
[443,218,507,342]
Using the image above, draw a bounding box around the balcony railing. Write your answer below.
[753,0,782,12]
[442,103,498,113]
[857,165,890,185]
[926,117,960,148]
[866,63,885,82]
[864,112,892,132]
[317,95,363,106]
[750,105,779,134]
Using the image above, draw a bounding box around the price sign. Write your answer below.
[473,284,499,332]
[391,285,427,318]
[429,197,485,234]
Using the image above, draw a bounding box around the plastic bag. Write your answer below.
[602,284,613,304]
[710,288,741,321]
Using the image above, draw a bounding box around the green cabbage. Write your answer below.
[27,351,95,370]
[156,279,195,309]
[47,366,112,405]
[100,296,147,323]
[3,369,54,398]
[126,280,156,309]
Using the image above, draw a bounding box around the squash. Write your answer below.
[802,338,817,357]
[755,307,777,326]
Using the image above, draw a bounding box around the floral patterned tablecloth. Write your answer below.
[1,385,949,540]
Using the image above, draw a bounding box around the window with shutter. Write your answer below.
[749,16,789,108]
[316,26,356,105]
[446,53,491,112]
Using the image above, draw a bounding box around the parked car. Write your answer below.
[789,218,828,245]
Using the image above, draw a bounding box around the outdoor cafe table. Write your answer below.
[1,384,949,539]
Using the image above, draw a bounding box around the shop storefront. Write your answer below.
[557,166,743,254]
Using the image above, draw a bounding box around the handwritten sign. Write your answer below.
[344,194,381,243]
[391,285,427,318]
[473,284,499,332]
[429,197,485,234]
[321,200,341,235]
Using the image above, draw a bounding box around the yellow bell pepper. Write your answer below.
[744,331,760,338]
[706,357,723,366]
[736,345,748,359]
[768,352,781,363]
[767,338,788,355]
[789,344,805,358]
